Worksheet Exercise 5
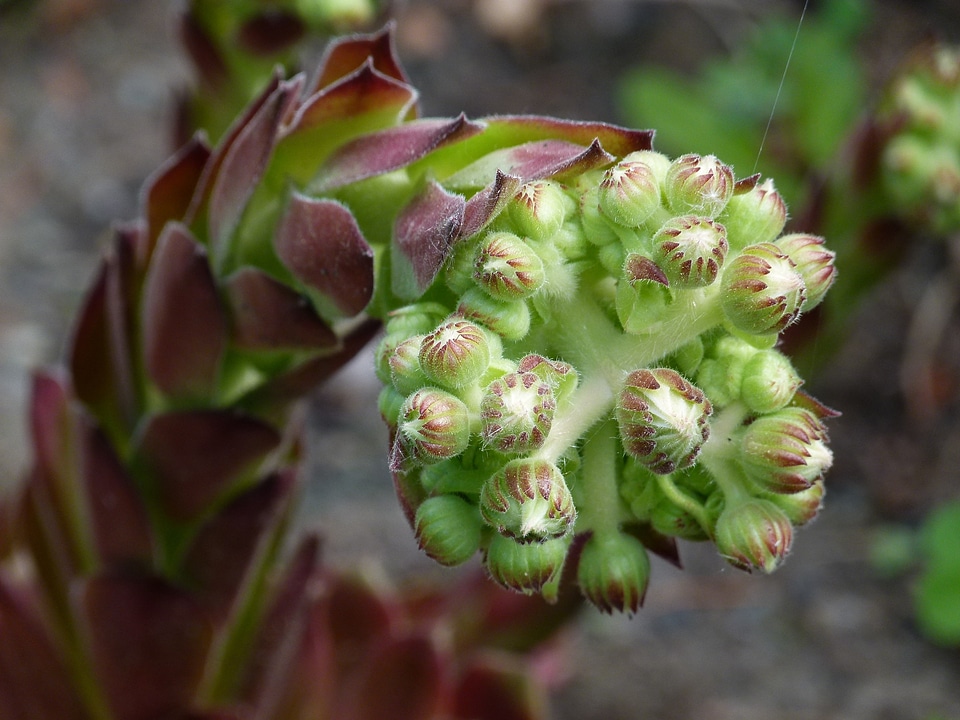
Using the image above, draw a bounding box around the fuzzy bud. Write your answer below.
[385,302,450,338]
[652,215,729,287]
[740,349,803,414]
[719,178,787,250]
[481,371,556,454]
[598,158,662,227]
[414,494,483,566]
[474,231,546,300]
[715,498,794,573]
[776,233,837,311]
[419,318,491,388]
[480,459,576,542]
[739,406,833,494]
[388,334,428,395]
[485,533,570,599]
[577,532,651,614]
[764,478,825,527]
[456,288,531,342]
[509,180,570,241]
[397,388,471,464]
[664,153,734,217]
[517,353,578,402]
[720,242,806,335]
[617,368,712,474]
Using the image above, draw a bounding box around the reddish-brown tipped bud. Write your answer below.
[715,498,794,573]
[720,242,806,335]
[479,459,576,542]
[480,371,556,454]
[652,215,729,288]
[664,154,735,217]
[397,387,471,464]
[598,158,662,227]
[419,318,491,388]
[776,233,837,311]
[577,532,651,614]
[473,231,546,300]
[739,406,833,494]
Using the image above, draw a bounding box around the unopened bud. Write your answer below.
[598,158,662,227]
[740,349,802,414]
[385,302,450,338]
[776,233,836,311]
[719,178,787,250]
[388,334,428,394]
[480,458,576,542]
[397,388,471,464]
[517,353,578,402]
[419,318,491,388]
[456,288,531,342]
[739,406,833,494]
[652,215,728,288]
[485,533,570,599]
[474,231,546,300]
[715,498,794,573]
[616,254,671,335]
[509,180,570,241]
[414,494,483,566]
[664,154,734,218]
[617,368,712,474]
[577,532,651,614]
[764,478,825,527]
[720,242,806,335]
[481,371,556,454]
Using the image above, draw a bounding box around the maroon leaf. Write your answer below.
[81,572,213,720]
[313,24,411,94]
[452,654,544,720]
[313,115,483,193]
[480,115,654,158]
[237,10,306,56]
[0,578,86,720]
[392,180,465,298]
[180,12,230,92]
[182,470,295,620]
[274,194,374,316]
[141,134,212,255]
[460,170,522,240]
[142,222,227,402]
[225,268,338,351]
[137,409,281,521]
[326,574,396,663]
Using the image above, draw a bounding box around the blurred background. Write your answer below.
[2,1,960,718]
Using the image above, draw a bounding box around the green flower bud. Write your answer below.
[715,498,794,573]
[481,371,556,454]
[577,532,651,614]
[474,231,546,300]
[664,153,734,218]
[456,287,531,342]
[695,334,757,407]
[598,158,662,227]
[485,533,570,599]
[509,180,570,241]
[397,387,471,464]
[414,494,483,566]
[776,233,837,311]
[649,494,711,541]
[720,242,806,335]
[763,478,825,527]
[739,406,833,494]
[623,149,672,185]
[651,215,728,288]
[480,458,576,542]
[388,334,428,395]
[740,349,802,414]
[517,353,578,403]
[577,179,621,246]
[719,178,787,250]
[385,302,450,337]
[374,332,408,385]
[617,368,712,474]
[419,318,491,388]
[377,385,405,427]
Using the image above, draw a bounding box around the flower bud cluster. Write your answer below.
[376,148,837,608]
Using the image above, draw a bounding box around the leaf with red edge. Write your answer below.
[136,409,280,521]
[459,170,522,240]
[142,222,228,402]
[141,134,212,254]
[225,268,338,351]
[80,572,213,720]
[0,578,86,720]
[313,24,411,94]
[274,194,374,317]
[340,635,442,720]
[312,115,483,193]
[237,11,305,56]
[392,180,465,299]
[182,470,295,621]
[82,422,152,566]
[452,653,546,720]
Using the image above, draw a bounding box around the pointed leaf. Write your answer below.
[142,222,227,402]
[460,170,522,240]
[81,572,213,720]
[237,11,305,56]
[274,194,374,316]
[453,654,545,720]
[392,180,465,298]
[225,268,338,351]
[312,115,482,193]
[313,24,410,93]
[137,409,281,521]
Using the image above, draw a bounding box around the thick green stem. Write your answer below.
[699,401,752,505]
[574,419,625,538]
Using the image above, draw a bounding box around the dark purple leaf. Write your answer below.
[183,471,295,620]
[225,268,338,351]
[453,654,544,720]
[274,194,374,316]
[313,24,411,94]
[142,222,227,402]
[180,12,230,91]
[392,180,465,298]
[81,572,213,720]
[0,578,86,720]
[326,574,395,661]
[460,170,522,240]
[237,10,306,56]
[137,409,281,521]
[313,115,482,192]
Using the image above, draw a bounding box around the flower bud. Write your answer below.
[719,178,787,250]
[695,334,757,407]
[577,178,621,246]
[598,158,662,227]
[617,368,712,474]
[763,478,825,527]
[715,498,794,573]
[485,533,570,599]
[649,494,710,541]
[419,318,491,388]
[652,215,728,288]
[388,334,428,395]
[720,242,806,335]
[455,288,531,342]
[397,388,471,464]
[481,371,556,454]
[664,154,734,218]
[776,233,836,311]
[616,254,671,335]
[480,459,576,542]
[509,180,570,241]
[414,494,483,566]
[374,332,407,385]
[577,532,651,614]
[739,406,833,494]
[385,302,450,337]
[517,353,578,403]
[473,231,545,300]
[378,385,405,427]
[740,349,802,414]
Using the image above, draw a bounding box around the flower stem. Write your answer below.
[575,418,625,538]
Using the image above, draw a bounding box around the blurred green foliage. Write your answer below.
[916,501,960,645]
